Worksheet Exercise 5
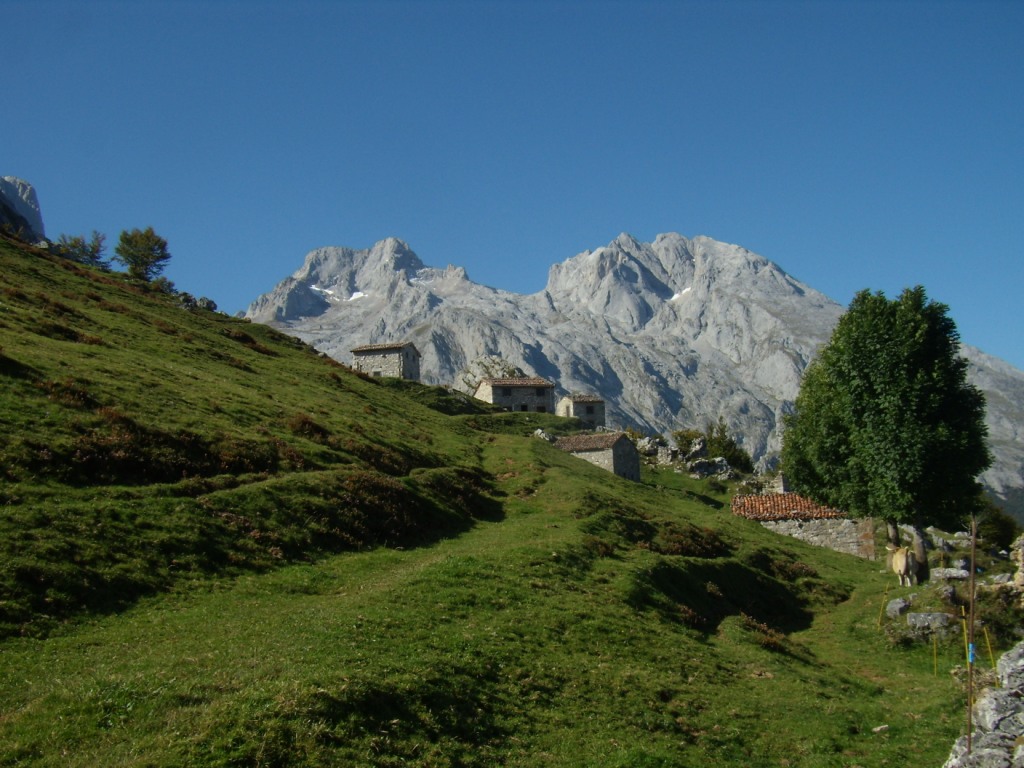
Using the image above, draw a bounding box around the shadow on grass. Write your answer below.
[629,559,816,636]
[0,351,37,379]
[196,666,512,767]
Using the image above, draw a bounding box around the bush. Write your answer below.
[977,499,1021,550]
[673,417,753,473]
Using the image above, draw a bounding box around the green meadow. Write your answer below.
[0,235,985,765]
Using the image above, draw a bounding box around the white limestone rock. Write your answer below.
[0,176,46,242]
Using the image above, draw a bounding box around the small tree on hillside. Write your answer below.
[54,231,107,268]
[782,286,991,547]
[704,417,754,474]
[113,227,171,281]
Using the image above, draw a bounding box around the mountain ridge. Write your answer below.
[246,233,1024,515]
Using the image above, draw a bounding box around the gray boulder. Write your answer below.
[886,598,911,618]
[907,612,953,631]
[688,457,731,478]
[635,436,661,456]
[684,436,707,461]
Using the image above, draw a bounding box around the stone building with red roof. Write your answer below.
[732,491,876,559]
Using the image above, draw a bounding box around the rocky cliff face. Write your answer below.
[246,233,1024,515]
[0,177,46,243]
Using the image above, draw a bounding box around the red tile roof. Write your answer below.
[731,493,846,521]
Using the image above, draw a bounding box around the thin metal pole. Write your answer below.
[967,514,978,754]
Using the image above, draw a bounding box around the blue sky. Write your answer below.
[6,0,1023,370]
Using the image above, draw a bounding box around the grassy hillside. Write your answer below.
[0,235,979,765]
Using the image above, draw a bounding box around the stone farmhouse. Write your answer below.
[474,377,555,413]
[554,433,641,482]
[350,343,421,381]
[731,492,876,559]
[556,394,606,429]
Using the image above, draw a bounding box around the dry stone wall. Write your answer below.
[944,641,1024,768]
[760,518,877,560]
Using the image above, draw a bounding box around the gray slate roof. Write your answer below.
[351,342,420,354]
[554,433,628,452]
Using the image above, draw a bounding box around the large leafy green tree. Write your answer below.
[782,287,991,546]
[113,227,171,281]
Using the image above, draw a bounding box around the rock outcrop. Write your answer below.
[0,177,46,243]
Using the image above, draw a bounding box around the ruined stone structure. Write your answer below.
[351,342,421,381]
[556,394,606,429]
[731,492,876,560]
[554,432,641,482]
[474,377,555,413]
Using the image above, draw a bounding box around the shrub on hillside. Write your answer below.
[977,499,1021,550]
[672,417,754,473]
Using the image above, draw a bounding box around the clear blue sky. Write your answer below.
[6,0,1023,370]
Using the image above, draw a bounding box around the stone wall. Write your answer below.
[612,439,641,482]
[944,641,1024,768]
[760,517,876,560]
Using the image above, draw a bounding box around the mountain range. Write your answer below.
[245,233,1024,517]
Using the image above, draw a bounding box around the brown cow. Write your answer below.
[886,544,918,587]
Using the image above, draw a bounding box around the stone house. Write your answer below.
[554,432,641,482]
[351,342,421,381]
[556,394,606,429]
[474,377,555,413]
[731,492,876,559]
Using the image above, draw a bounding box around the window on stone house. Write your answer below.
[585,405,595,415]
[502,387,513,397]
[519,404,528,412]
[535,387,545,397]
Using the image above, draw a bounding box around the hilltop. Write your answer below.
[0,234,986,765]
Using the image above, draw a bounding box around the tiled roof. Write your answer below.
[731,493,846,521]
[479,377,554,388]
[555,433,628,452]
[562,394,604,403]
[351,342,419,354]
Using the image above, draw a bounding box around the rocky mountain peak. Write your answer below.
[245,232,1024,516]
